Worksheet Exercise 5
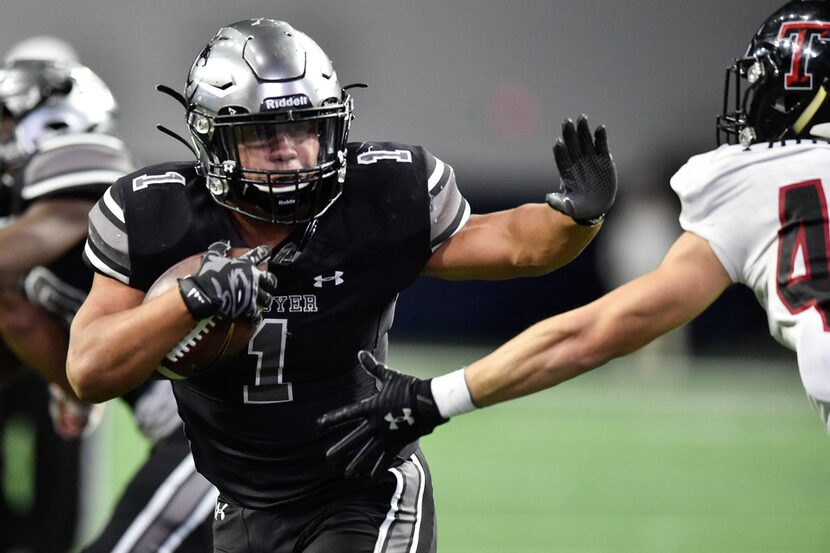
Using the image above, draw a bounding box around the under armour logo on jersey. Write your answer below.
[384,409,415,430]
[214,501,228,521]
[313,271,344,288]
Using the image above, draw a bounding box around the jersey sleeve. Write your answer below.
[19,133,134,206]
[670,149,743,283]
[83,180,131,284]
[423,149,470,252]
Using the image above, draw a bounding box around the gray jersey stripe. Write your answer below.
[88,204,130,272]
[430,198,470,251]
[428,160,468,251]
[428,164,454,199]
[84,240,130,284]
[87,222,130,276]
[90,197,127,244]
[377,455,426,553]
[102,186,126,225]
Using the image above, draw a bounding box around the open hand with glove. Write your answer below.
[546,114,617,226]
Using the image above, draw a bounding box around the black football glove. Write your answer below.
[318,351,448,479]
[178,241,278,323]
[546,114,617,225]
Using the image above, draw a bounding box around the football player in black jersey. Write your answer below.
[67,19,618,553]
[0,37,217,552]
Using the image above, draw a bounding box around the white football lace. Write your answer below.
[165,317,217,362]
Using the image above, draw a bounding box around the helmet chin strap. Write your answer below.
[795,82,828,136]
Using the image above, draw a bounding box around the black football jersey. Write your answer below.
[16,133,134,326]
[84,142,470,508]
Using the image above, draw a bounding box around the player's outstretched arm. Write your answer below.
[424,115,617,280]
[320,232,731,477]
[466,232,730,405]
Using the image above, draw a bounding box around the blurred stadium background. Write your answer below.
[1,0,829,551]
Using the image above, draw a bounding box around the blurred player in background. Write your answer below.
[0,36,215,552]
[319,0,830,472]
[66,18,617,553]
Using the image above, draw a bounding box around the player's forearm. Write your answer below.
[465,267,714,407]
[67,287,194,401]
[464,307,604,406]
[505,204,600,276]
[425,205,600,280]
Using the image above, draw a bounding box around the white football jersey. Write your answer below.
[671,140,830,406]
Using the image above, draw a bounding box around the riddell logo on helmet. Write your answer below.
[262,95,311,111]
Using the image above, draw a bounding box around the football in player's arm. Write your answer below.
[318,0,830,478]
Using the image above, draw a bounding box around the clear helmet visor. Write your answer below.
[205,112,345,223]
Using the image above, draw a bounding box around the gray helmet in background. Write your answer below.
[4,35,79,65]
[0,36,117,169]
[184,18,354,224]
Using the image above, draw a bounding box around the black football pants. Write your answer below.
[212,449,436,553]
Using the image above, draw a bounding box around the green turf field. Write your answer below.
[93,342,830,552]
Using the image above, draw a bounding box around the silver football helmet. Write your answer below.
[0,36,116,170]
[184,19,354,224]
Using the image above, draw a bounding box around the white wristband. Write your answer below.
[430,368,477,418]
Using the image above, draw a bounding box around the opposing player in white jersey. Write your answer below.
[319,0,830,472]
